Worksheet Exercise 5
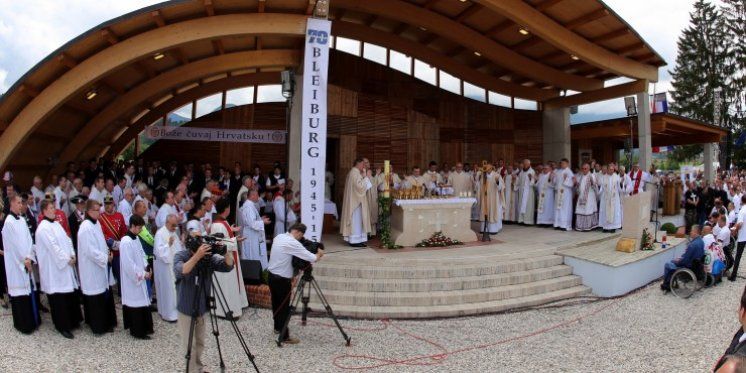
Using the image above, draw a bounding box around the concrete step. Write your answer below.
[322,247,558,267]
[312,255,564,279]
[314,265,574,292]
[305,275,583,307]
[307,285,592,319]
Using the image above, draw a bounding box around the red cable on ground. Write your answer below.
[328,298,621,370]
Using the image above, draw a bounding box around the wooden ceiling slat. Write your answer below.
[565,8,610,30]
[204,0,215,16]
[101,28,119,45]
[258,0,266,13]
[535,0,566,11]
[151,10,167,28]
[212,39,225,55]
[590,28,630,43]
[455,3,483,23]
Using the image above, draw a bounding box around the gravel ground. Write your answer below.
[0,275,741,373]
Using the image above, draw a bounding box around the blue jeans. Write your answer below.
[663,261,681,288]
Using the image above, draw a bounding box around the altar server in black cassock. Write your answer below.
[120,215,154,339]
[36,200,82,339]
[77,199,117,334]
[1,195,41,334]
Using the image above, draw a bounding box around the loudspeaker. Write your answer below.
[241,259,263,285]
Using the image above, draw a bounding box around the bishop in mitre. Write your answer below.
[516,159,536,225]
[598,163,622,233]
[477,162,504,235]
[363,158,378,235]
[535,164,555,226]
[448,162,473,196]
[340,158,373,247]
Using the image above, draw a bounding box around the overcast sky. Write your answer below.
[0,0,698,120]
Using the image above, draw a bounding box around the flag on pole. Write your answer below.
[650,92,668,113]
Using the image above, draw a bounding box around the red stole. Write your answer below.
[631,170,643,195]
[217,220,234,238]
[217,219,241,287]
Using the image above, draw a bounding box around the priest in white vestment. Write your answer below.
[598,164,622,232]
[240,190,270,269]
[273,189,297,238]
[554,159,575,231]
[154,214,182,322]
[425,161,444,191]
[503,165,516,222]
[363,158,379,234]
[448,162,474,197]
[77,199,117,334]
[340,158,373,247]
[234,176,254,225]
[155,191,179,229]
[626,163,651,195]
[2,195,40,334]
[476,164,504,234]
[36,200,82,338]
[535,165,555,226]
[516,159,536,225]
[403,166,428,189]
[574,163,599,231]
[210,199,249,318]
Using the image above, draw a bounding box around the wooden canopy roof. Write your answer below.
[0,0,665,183]
[571,113,727,147]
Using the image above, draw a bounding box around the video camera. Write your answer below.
[185,233,229,264]
[292,238,323,273]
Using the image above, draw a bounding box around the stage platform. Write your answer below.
[308,223,670,319]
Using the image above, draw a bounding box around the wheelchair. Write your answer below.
[670,257,712,299]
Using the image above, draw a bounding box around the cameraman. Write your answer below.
[268,223,324,344]
[173,238,234,372]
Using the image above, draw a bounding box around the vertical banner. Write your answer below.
[300,18,331,242]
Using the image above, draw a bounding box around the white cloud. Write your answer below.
[0,69,8,94]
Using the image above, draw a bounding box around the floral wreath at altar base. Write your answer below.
[640,228,655,251]
[378,196,402,249]
[415,231,463,248]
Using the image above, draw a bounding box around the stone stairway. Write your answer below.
[307,253,591,319]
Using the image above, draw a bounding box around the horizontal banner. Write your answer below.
[145,126,286,144]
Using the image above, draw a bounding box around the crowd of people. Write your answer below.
[0,158,326,368]
[339,157,659,246]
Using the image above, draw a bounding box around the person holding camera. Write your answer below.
[173,229,234,372]
[267,222,324,344]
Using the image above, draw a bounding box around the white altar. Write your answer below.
[390,198,477,247]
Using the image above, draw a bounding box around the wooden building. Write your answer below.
[0,0,681,187]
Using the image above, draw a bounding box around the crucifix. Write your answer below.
[427,211,446,233]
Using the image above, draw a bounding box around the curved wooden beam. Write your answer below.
[52,50,300,175]
[332,21,558,101]
[333,0,603,91]
[477,0,659,82]
[104,72,280,158]
[0,13,307,171]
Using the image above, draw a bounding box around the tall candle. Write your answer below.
[383,160,391,198]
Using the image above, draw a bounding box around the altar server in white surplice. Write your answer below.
[2,195,41,334]
[210,199,248,318]
[240,189,271,269]
[154,214,182,322]
[119,215,153,339]
[77,199,117,335]
[340,158,373,247]
[598,163,623,232]
[447,162,474,197]
[36,200,82,339]
[574,163,599,232]
[516,159,536,225]
[476,163,504,235]
[554,159,575,231]
[535,165,555,226]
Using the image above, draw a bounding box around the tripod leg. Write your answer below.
[204,283,226,371]
[185,276,204,373]
[210,273,260,373]
[309,277,351,346]
[276,277,305,347]
[301,276,312,326]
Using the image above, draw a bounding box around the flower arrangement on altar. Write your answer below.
[415,232,463,248]
[640,228,655,251]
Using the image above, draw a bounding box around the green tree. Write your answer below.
[669,0,736,166]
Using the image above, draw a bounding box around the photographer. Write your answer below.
[267,222,324,344]
[173,235,234,372]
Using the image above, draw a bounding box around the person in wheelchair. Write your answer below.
[714,215,735,274]
[661,225,704,293]
[703,226,727,283]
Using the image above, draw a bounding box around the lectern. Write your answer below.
[616,191,652,253]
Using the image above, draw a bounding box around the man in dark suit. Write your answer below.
[715,285,746,370]
[67,195,87,252]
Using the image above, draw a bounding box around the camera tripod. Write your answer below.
[185,266,260,373]
[276,268,351,347]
